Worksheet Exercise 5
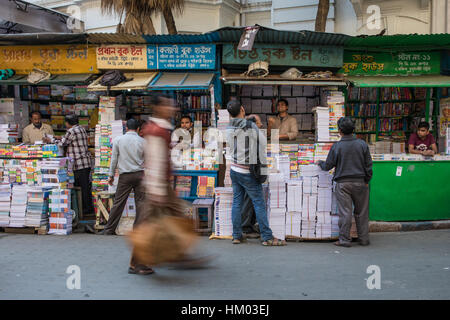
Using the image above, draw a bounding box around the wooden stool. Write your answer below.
[93,191,114,230]
[191,198,214,234]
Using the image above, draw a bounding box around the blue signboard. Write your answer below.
[147,44,216,70]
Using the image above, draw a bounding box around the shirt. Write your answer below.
[57,125,92,171]
[109,131,145,176]
[318,135,373,183]
[143,117,174,197]
[408,133,435,151]
[269,114,298,140]
[22,123,54,144]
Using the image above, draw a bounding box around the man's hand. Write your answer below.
[108,176,115,186]
[42,136,51,143]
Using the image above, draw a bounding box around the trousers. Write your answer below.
[73,167,94,216]
[335,181,370,244]
[104,171,146,234]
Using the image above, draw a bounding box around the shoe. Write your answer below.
[358,240,370,246]
[334,241,351,248]
[232,235,247,244]
[128,265,154,275]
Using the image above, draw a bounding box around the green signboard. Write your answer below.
[340,51,441,75]
[222,43,344,68]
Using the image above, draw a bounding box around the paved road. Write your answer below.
[0,229,449,300]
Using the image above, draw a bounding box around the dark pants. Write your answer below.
[241,192,258,233]
[335,181,370,244]
[74,167,94,216]
[104,171,146,234]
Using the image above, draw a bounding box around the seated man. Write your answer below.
[408,122,438,156]
[267,99,298,141]
[22,111,54,144]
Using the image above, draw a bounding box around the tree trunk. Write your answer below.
[315,0,330,32]
[163,8,178,35]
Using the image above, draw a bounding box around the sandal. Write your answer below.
[128,265,155,275]
[262,237,286,246]
[232,235,247,244]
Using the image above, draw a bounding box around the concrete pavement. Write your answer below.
[0,229,449,300]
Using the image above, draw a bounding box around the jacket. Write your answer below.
[318,135,373,183]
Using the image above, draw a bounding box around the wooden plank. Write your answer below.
[4,227,35,234]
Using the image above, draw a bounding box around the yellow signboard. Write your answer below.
[96,45,147,69]
[0,45,98,74]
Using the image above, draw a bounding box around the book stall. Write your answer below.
[88,43,222,231]
[341,46,450,221]
[0,44,101,235]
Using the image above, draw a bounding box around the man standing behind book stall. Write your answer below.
[98,118,146,236]
[316,117,373,248]
[43,114,94,217]
[267,99,298,141]
[408,121,438,156]
[22,111,54,144]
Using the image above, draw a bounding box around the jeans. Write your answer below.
[230,169,272,241]
[73,167,94,216]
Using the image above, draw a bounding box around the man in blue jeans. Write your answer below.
[226,100,285,246]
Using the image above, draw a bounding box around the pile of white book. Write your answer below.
[9,185,28,227]
[0,184,11,226]
[286,179,302,237]
[214,187,233,236]
[267,173,286,240]
[315,106,330,142]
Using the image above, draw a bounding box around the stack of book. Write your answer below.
[315,106,330,141]
[40,158,73,188]
[217,109,230,133]
[197,176,215,198]
[314,143,333,162]
[298,144,315,165]
[214,187,233,236]
[175,176,192,198]
[9,185,28,227]
[48,189,72,235]
[267,173,286,240]
[0,184,11,226]
[25,186,51,227]
[327,91,345,141]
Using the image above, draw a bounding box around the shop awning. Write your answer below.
[221,74,346,86]
[148,72,215,90]
[346,75,450,87]
[0,74,96,85]
[87,72,158,91]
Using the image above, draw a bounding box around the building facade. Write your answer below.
[29,0,449,35]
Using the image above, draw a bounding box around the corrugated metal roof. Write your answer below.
[213,26,352,45]
[87,33,147,44]
[0,33,88,45]
[345,33,450,49]
[141,33,220,44]
[346,75,450,87]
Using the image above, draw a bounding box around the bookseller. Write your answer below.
[22,111,54,144]
[408,121,438,156]
[267,99,298,141]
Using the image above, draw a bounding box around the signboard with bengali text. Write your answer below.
[0,45,98,74]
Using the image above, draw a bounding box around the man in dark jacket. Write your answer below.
[317,117,373,248]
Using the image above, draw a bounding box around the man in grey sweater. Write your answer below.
[317,117,373,247]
